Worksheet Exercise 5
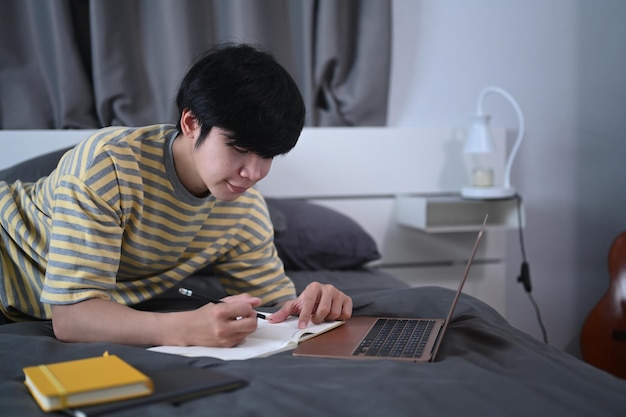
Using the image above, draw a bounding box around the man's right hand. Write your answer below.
[179,295,262,347]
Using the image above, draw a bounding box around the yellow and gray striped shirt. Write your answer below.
[0,125,295,321]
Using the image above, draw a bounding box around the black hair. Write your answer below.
[175,43,306,158]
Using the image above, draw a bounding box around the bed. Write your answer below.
[1,129,625,417]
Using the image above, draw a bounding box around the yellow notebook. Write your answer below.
[23,353,153,412]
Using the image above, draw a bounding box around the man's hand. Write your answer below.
[178,294,262,347]
[267,282,352,328]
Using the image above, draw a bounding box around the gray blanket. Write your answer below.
[1,270,625,417]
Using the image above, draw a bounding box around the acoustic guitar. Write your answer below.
[580,231,626,379]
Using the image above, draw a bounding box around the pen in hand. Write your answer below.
[178,288,267,320]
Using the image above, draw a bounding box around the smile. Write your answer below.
[227,182,248,194]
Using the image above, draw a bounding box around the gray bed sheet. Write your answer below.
[1,269,625,417]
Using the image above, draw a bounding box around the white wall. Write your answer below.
[388,0,626,356]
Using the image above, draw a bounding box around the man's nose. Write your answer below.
[240,156,271,181]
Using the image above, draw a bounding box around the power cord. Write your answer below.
[514,194,548,344]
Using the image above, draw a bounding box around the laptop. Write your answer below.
[292,214,488,363]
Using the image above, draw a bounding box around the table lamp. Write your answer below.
[461,86,524,200]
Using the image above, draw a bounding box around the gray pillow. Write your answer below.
[265,198,381,270]
[0,147,71,183]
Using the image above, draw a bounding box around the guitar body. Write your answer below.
[581,231,626,379]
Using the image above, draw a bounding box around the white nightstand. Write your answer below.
[394,193,524,233]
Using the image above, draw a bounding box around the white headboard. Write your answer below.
[259,127,507,197]
[0,127,510,316]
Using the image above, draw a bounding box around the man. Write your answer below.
[0,43,352,348]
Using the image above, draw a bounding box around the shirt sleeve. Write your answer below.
[40,173,123,305]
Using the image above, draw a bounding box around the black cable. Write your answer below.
[515,194,548,344]
[515,195,528,262]
[527,292,548,343]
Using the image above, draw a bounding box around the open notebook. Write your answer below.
[292,215,488,363]
[149,317,343,360]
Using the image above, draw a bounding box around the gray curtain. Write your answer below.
[0,0,391,129]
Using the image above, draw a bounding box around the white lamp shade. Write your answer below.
[461,86,525,200]
[464,114,495,154]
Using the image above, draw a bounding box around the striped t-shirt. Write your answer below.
[0,125,295,321]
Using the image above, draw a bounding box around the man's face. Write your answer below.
[191,127,273,201]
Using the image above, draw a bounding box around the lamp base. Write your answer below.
[461,186,516,200]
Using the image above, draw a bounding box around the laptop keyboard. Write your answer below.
[352,318,436,358]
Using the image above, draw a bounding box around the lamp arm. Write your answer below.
[476,86,525,189]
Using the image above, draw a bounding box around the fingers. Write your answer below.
[192,301,259,347]
[290,282,353,329]
[293,285,317,328]
[267,299,296,324]
[324,295,353,322]
[266,283,354,329]
[305,284,352,325]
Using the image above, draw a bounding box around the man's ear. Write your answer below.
[179,109,200,140]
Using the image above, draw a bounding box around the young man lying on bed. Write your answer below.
[0,43,352,348]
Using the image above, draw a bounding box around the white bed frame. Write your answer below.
[0,127,511,316]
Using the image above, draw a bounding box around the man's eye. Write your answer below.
[233,146,249,154]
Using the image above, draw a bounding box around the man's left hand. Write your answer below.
[267,282,352,328]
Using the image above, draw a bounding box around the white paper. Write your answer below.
[148,317,343,360]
